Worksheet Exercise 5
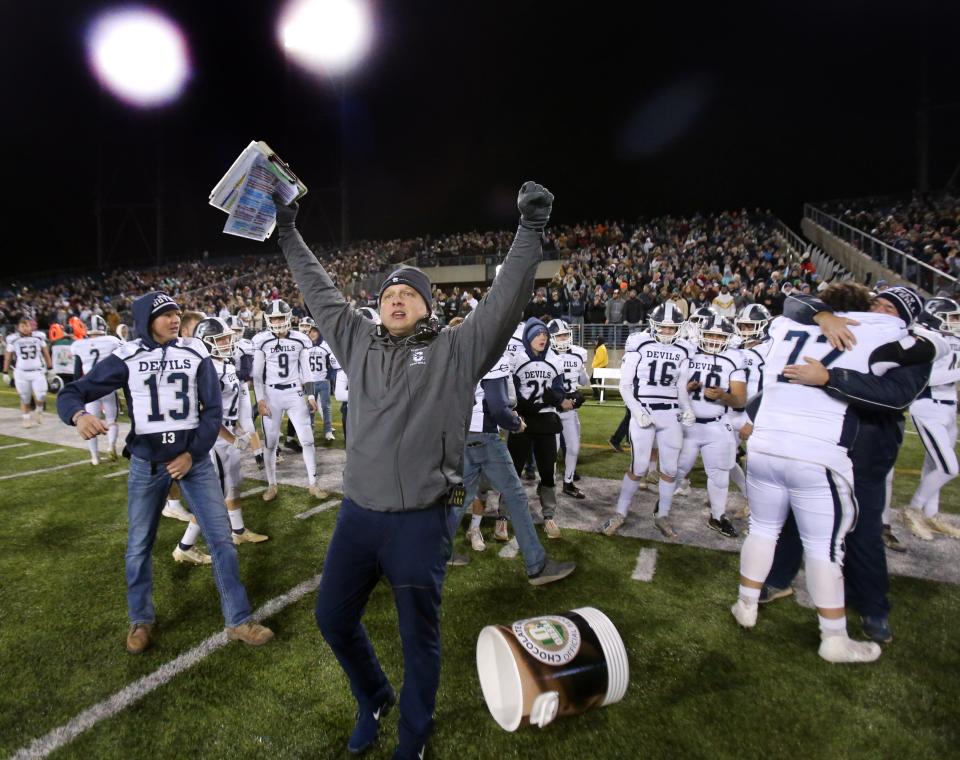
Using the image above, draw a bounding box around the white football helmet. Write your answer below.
[357,306,381,325]
[299,316,316,331]
[734,303,771,341]
[87,315,107,336]
[698,315,735,355]
[226,315,245,337]
[919,297,960,335]
[648,303,684,344]
[687,306,718,333]
[266,300,292,335]
[547,319,573,352]
[194,317,236,359]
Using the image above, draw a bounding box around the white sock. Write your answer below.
[616,474,642,517]
[180,521,201,548]
[22,413,30,423]
[657,477,677,516]
[301,441,317,483]
[730,463,747,495]
[738,585,761,605]
[818,614,847,638]
[88,439,99,458]
[107,422,119,449]
[265,446,278,485]
[167,498,182,510]
[564,443,578,483]
[228,508,245,532]
[706,478,729,520]
[805,557,845,609]
[470,514,482,530]
[739,533,777,584]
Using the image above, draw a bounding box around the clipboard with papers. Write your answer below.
[209,141,308,242]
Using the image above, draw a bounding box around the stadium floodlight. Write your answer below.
[278,0,373,76]
[86,7,190,108]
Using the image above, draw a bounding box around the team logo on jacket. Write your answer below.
[410,349,426,366]
[511,616,581,666]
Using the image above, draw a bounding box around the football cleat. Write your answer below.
[162,502,193,522]
[900,508,934,540]
[759,585,794,604]
[709,515,738,538]
[655,515,678,539]
[861,615,893,645]
[925,514,960,538]
[601,513,626,536]
[308,484,329,499]
[262,485,278,502]
[90,454,100,466]
[818,635,882,664]
[543,519,561,539]
[324,431,335,441]
[232,528,269,544]
[467,527,486,552]
[882,524,907,552]
[730,598,758,628]
[494,518,510,542]
[562,482,585,499]
[173,545,211,565]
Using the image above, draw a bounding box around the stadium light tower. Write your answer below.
[277,0,374,245]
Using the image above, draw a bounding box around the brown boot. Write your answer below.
[226,621,274,646]
[126,623,153,655]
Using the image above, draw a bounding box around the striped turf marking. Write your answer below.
[631,548,658,582]
[293,499,340,520]
[0,442,29,450]
[0,460,89,480]
[9,574,322,760]
[239,486,267,498]
[102,469,129,479]
[16,449,66,460]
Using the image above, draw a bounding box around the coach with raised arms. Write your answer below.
[272,181,553,760]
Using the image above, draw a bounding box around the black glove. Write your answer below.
[272,192,299,229]
[517,181,554,231]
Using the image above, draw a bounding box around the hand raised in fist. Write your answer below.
[517,181,554,231]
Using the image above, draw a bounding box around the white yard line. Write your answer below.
[293,499,340,520]
[240,486,267,498]
[9,574,321,760]
[0,442,29,451]
[0,460,89,481]
[16,449,66,460]
[102,469,129,479]
[631,548,658,582]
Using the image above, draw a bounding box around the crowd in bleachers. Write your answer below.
[2,208,837,339]
[823,193,960,283]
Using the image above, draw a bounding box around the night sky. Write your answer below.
[3,0,959,276]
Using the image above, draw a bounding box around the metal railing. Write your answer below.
[569,323,642,351]
[804,204,958,295]
[774,220,852,284]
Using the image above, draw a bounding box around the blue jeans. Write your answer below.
[126,454,252,627]
[315,497,457,753]
[461,432,547,576]
[317,380,333,435]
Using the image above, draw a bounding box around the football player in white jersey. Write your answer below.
[70,315,122,463]
[602,303,695,537]
[192,317,268,553]
[902,297,960,540]
[681,305,718,343]
[3,317,52,427]
[732,283,915,663]
[547,319,589,499]
[508,319,570,539]
[727,304,773,509]
[304,322,337,441]
[253,300,326,501]
[674,314,746,538]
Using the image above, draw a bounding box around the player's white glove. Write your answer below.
[637,411,653,428]
[46,370,58,384]
[232,432,252,451]
[680,409,696,427]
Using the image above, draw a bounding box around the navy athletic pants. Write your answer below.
[315,497,457,752]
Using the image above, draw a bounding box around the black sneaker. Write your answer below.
[285,439,303,453]
[608,437,624,453]
[708,515,738,538]
[523,469,537,481]
[562,482,586,499]
[528,559,576,586]
[758,584,794,604]
[254,453,265,470]
[862,615,893,644]
[573,471,581,482]
[446,552,470,567]
[348,685,397,754]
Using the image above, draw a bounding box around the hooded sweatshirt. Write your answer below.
[510,317,566,426]
[57,292,222,462]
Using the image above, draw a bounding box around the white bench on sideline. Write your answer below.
[591,367,621,402]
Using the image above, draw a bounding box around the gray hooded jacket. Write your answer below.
[278,224,541,511]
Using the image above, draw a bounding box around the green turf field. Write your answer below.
[0,400,958,759]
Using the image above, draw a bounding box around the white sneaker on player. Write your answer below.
[263,485,278,502]
[601,513,626,536]
[730,598,758,628]
[467,527,486,552]
[674,479,691,497]
[324,431,335,441]
[22,417,33,429]
[162,502,192,522]
[818,635,882,664]
[173,545,211,565]
[925,514,960,538]
[309,483,329,499]
[90,454,100,466]
[901,508,934,540]
[34,410,44,425]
